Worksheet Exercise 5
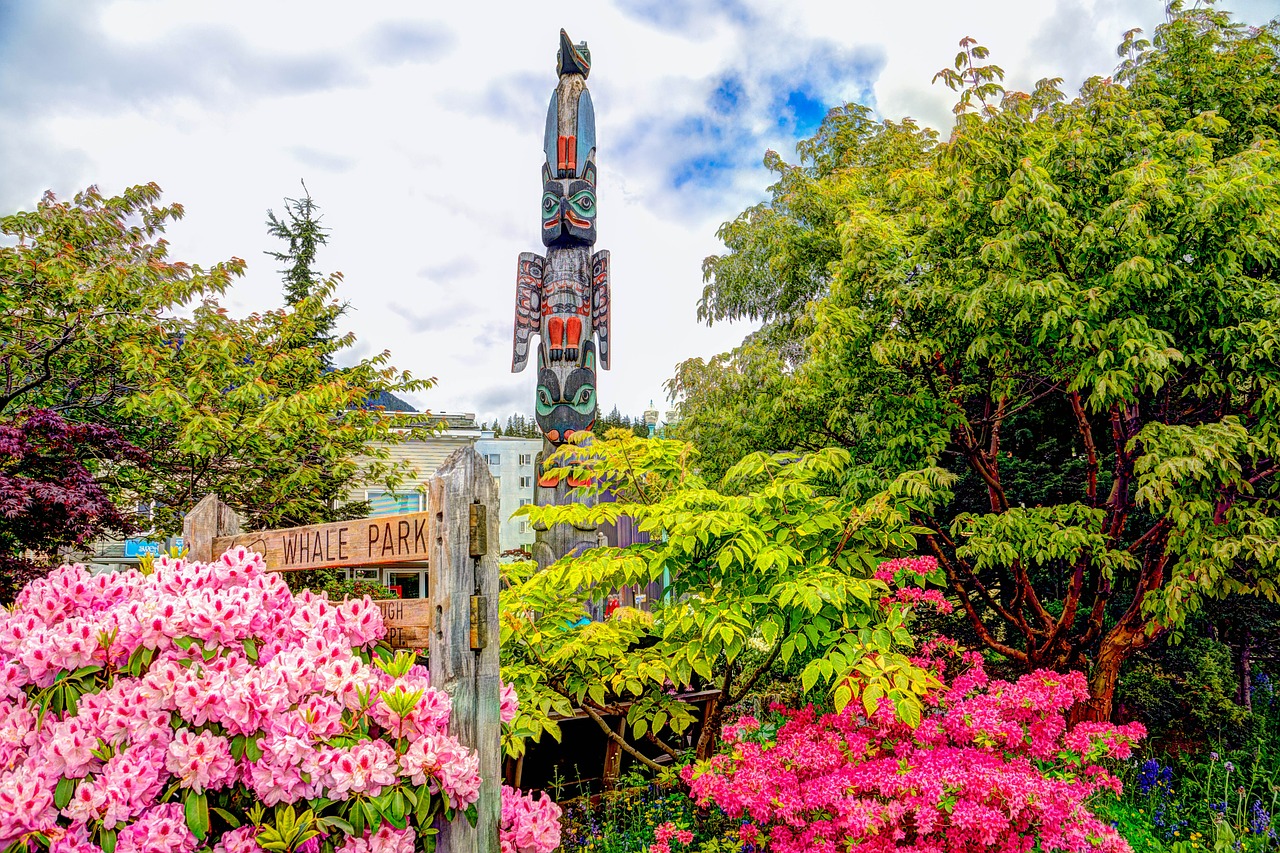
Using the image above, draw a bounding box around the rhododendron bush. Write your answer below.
[0,549,560,853]
[683,645,1146,853]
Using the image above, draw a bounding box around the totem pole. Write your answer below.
[512,29,611,569]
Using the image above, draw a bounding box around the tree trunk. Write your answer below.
[1238,629,1254,712]
[695,694,724,761]
[1071,626,1138,723]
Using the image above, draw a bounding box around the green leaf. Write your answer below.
[317,816,354,836]
[211,807,242,830]
[184,790,210,841]
[360,798,380,832]
[415,785,433,826]
[54,777,76,810]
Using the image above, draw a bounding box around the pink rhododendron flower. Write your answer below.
[322,740,399,798]
[500,785,561,853]
[0,764,58,845]
[500,682,519,724]
[0,552,560,853]
[115,803,197,853]
[648,822,694,853]
[47,823,102,853]
[165,729,235,793]
[211,826,260,853]
[367,825,414,853]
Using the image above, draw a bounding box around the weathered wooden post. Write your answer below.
[429,448,501,853]
[181,494,243,562]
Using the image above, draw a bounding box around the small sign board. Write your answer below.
[377,598,434,650]
[211,511,433,572]
[124,538,164,558]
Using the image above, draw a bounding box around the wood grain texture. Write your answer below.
[375,599,435,650]
[429,448,500,853]
[211,512,432,572]
[182,495,243,563]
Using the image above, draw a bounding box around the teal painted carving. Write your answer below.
[513,29,611,446]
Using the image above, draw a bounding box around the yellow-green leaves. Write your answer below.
[501,434,935,762]
[253,805,320,853]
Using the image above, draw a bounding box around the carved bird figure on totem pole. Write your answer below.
[511,28,611,453]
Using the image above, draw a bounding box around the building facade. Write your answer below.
[473,434,543,554]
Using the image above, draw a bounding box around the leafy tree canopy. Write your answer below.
[501,430,942,766]
[0,409,144,600]
[672,3,1280,718]
[0,184,433,563]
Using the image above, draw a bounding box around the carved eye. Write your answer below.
[538,389,552,405]
[577,195,593,211]
[575,387,593,406]
[542,194,557,212]
[571,191,594,212]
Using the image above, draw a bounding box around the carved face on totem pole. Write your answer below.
[541,163,596,247]
[511,29,611,447]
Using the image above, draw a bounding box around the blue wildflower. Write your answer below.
[1136,759,1173,796]
[1250,799,1275,839]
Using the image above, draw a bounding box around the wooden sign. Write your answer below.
[185,443,501,852]
[377,598,434,650]
[211,511,433,572]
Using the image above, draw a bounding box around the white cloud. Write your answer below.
[2,0,1274,425]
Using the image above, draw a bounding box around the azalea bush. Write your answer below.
[682,642,1146,853]
[0,549,560,853]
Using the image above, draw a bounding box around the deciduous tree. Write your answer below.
[500,431,941,764]
[676,5,1280,718]
[0,184,432,558]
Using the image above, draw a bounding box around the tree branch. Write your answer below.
[924,533,1028,662]
[726,624,787,705]
[643,730,679,760]
[1069,391,1099,506]
[579,703,665,773]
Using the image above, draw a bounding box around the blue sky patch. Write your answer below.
[781,89,826,136]
[710,75,745,114]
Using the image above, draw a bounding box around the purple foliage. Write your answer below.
[0,409,146,600]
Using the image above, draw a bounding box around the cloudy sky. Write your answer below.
[2,0,1275,423]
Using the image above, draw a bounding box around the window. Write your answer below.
[519,498,531,507]
[518,522,526,534]
[133,501,156,535]
[519,454,532,466]
[519,476,532,488]
[487,453,502,466]
[366,490,422,516]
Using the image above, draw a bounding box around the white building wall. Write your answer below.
[473,436,543,553]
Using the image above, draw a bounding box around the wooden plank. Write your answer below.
[376,598,435,651]
[211,511,432,572]
[429,448,500,853]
